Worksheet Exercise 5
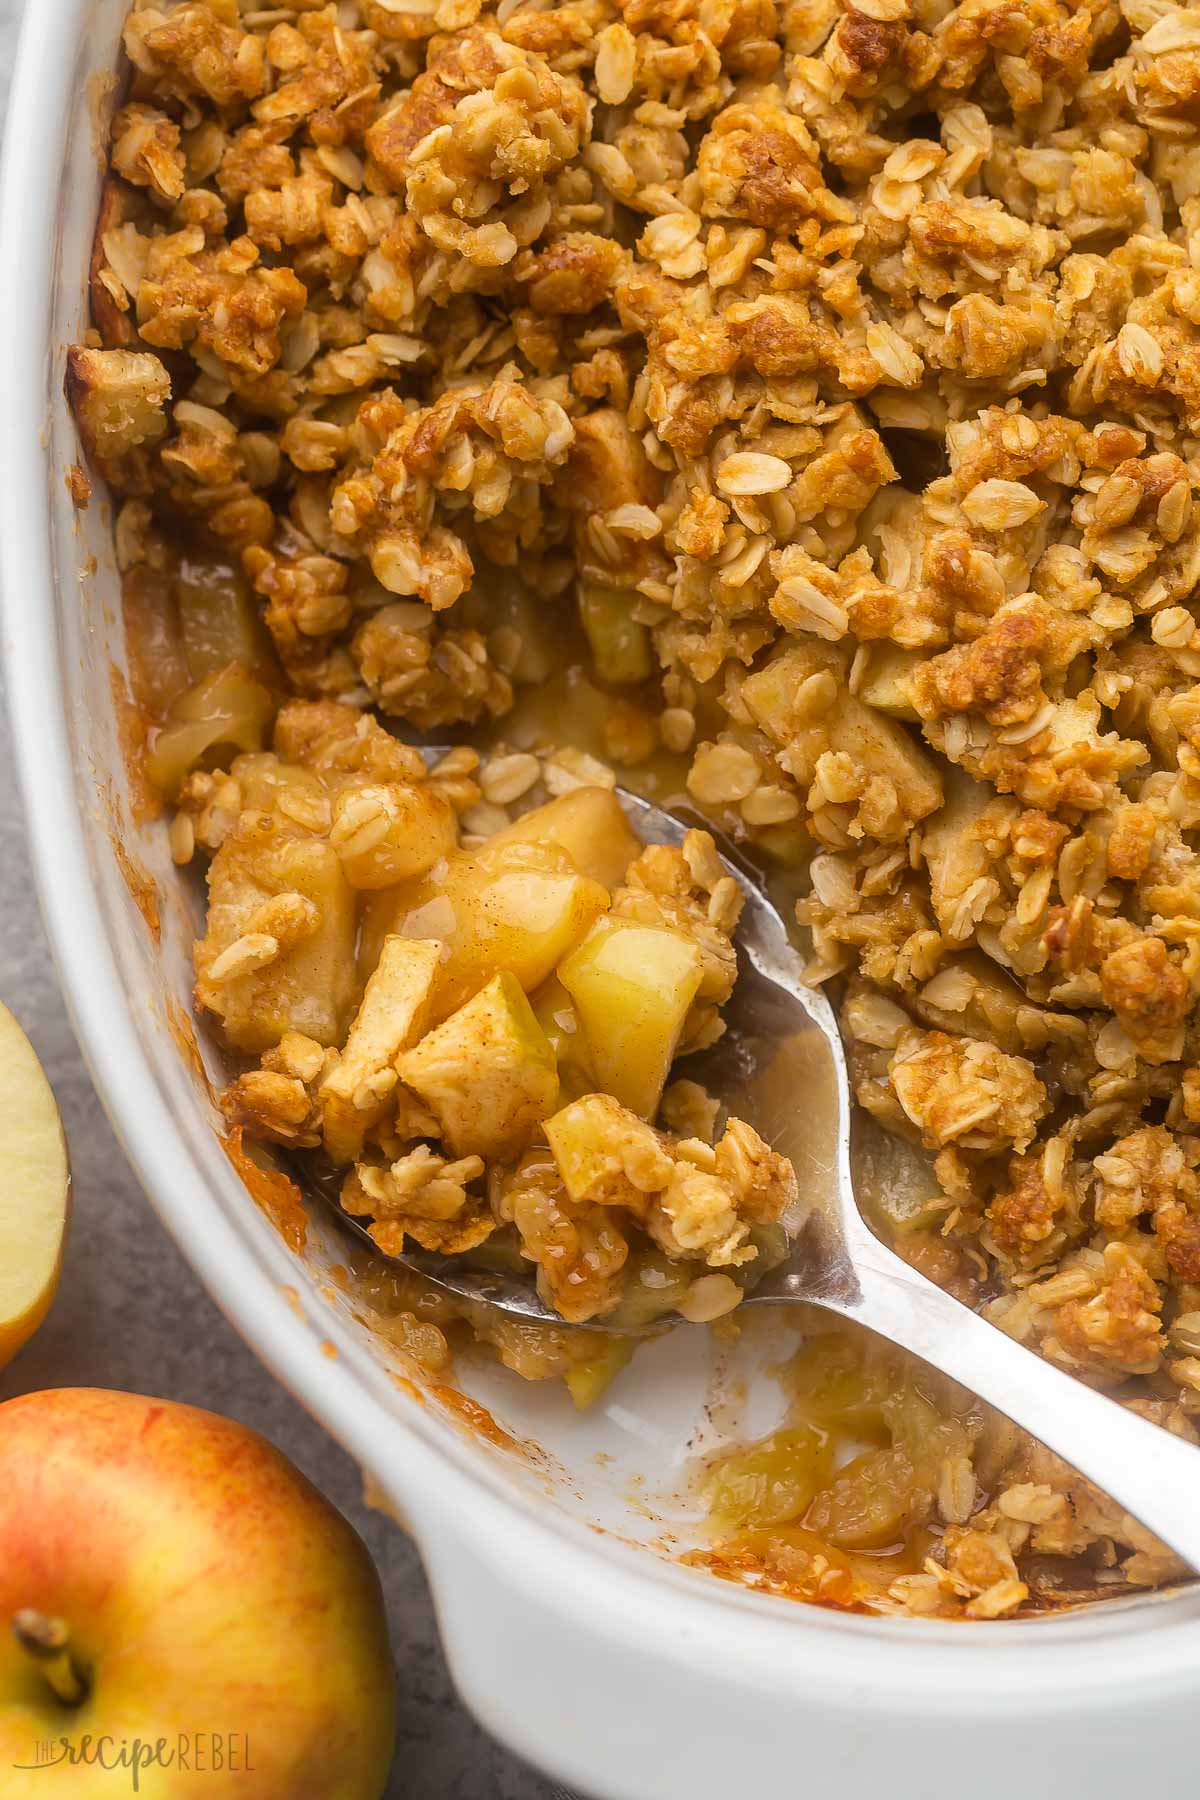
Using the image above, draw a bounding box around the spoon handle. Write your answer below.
[823,1239,1200,1574]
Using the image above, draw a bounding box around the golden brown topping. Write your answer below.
[125,2,266,111]
[1052,1244,1165,1377]
[889,1028,1047,1154]
[1100,936,1192,1067]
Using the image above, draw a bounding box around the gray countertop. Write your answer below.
[0,4,557,1793]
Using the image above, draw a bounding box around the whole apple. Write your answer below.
[0,1389,396,1797]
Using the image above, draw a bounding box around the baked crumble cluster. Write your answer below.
[69,0,1200,1617]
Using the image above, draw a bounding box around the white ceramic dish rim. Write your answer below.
[5,3,1200,1792]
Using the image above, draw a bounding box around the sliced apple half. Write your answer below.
[0,1003,69,1368]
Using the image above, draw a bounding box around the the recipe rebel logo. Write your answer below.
[14,1732,256,1789]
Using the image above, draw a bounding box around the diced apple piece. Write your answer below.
[857,645,922,720]
[176,556,275,683]
[489,788,640,888]
[331,779,457,890]
[854,1118,946,1237]
[837,698,943,822]
[557,918,703,1117]
[319,936,443,1164]
[544,1092,665,1208]
[913,950,1030,1055]
[579,583,653,685]
[196,819,358,1053]
[740,641,839,743]
[707,1425,832,1529]
[146,664,274,799]
[0,1005,69,1369]
[230,752,327,824]
[396,972,559,1159]
[360,843,609,1019]
[565,1338,635,1410]
[605,1248,697,1330]
[743,643,942,824]
[922,765,996,938]
[530,976,594,1098]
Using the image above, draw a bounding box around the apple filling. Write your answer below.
[195,701,797,1326]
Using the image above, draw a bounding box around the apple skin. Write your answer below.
[0,1389,396,1798]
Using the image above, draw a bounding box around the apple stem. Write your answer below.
[12,1609,88,1707]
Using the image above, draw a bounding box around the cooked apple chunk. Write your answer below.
[557,917,703,1118]
[489,787,640,888]
[544,1092,670,1209]
[579,584,654,685]
[330,780,457,890]
[530,974,594,1099]
[742,642,942,828]
[564,1339,636,1410]
[222,752,329,824]
[362,841,609,1020]
[319,936,443,1164]
[607,831,743,1053]
[195,813,357,1053]
[856,644,923,721]
[396,972,560,1160]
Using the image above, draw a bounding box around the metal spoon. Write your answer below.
[310,787,1200,1572]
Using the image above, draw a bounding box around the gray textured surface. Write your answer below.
[0,3,559,1794]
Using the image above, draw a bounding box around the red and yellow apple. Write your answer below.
[0,1389,396,1797]
[0,1002,69,1367]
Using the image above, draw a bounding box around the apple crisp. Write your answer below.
[70,0,1200,1617]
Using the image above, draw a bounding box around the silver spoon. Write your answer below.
[311,786,1200,1572]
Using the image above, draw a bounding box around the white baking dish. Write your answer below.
[4,5,1200,1794]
